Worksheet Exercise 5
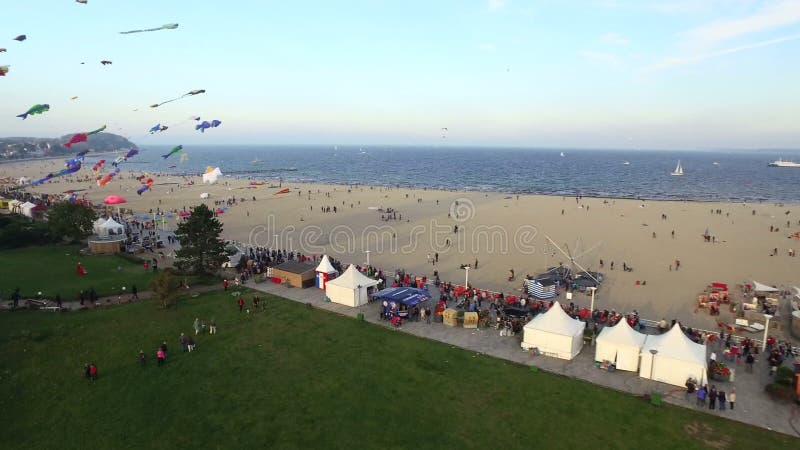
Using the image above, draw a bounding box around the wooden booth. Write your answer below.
[272,261,316,288]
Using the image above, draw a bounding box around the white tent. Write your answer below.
[314,255,339,290]
[639,325,707,387]
[521,301,585,360]
[200,192,210,199]
[325,264,379,307]
[20,201,37,218]
[97,217,125,238]
[315,255,337,274]
[751,280,779,292]
[595,320,646,371]
[202,167,222,184]
[92,217,107,235]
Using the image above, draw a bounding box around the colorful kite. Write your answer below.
[98,167,120,186]
[137,178,154,195]
[195,119,221,133]
[119,23,178,35]
[31,155,83,186]
[189,116,200,121]
[92,159,106,171]
[0,48,6,52]
[76,0,88,4]
[0,65,9,76]
[16,104,49,119]
[149,124,168,134]
[161,145,183,159]
[150,89,205,108]
[64,125,106,148]
[111,148,139,167]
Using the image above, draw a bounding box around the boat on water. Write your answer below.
[251,158,263,164]
[671,160,684,176]
[712,162,720,166]
[768,159,800,168]
[623,161,630,165]
[560,152,565,157]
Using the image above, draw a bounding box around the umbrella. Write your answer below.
[179,210,190,217]
[103,195,127,216]
[215,208,224,214]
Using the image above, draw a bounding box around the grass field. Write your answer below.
[0,290,795,449]
[0,245,156,301]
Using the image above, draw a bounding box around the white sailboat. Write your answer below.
[671,160,684,176]
[560,151,565,157]
[623,161,630,166]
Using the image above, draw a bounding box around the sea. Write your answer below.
[121,145,800,204]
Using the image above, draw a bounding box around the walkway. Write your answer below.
[246,279,800,438]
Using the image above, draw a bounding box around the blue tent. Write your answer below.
[372,287,431,308]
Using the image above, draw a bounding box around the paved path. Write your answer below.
[6,284,221,311]
[246,279,800,438]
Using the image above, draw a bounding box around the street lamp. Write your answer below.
[464,266,470,287]
[761,314,773,352]
[588,286,597,346]
[273,234,278,250]
[649,349,658,380]
[365,250,371,267]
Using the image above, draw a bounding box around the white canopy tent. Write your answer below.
[751,280,779,292]
[521,301,585,360]
[639,325,707,387]
[315,255,337,274]
[325,264,379,307]
[92,217,108,235]
[200,192,210,199]
[97,217,125,238]
[595,320,646,371]
[20,201,37,218]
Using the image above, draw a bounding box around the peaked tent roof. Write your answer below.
[523,300,584,336]
[101,217,124,229]
[315,255,337,273]
[641,324,706,363]
[596,319,646,347]
[752,280,779,292]
[325,264,379,290]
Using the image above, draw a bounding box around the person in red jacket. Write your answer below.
[88,363,98,381]
[223,279,229,291]
[238,297,244,312]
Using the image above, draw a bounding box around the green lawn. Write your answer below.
[0,245,155,300]
[0,290,795,449]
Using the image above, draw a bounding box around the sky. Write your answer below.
[1,0,799,149]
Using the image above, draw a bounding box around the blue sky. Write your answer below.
[1,0,799,149]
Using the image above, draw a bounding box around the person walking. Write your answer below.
[717,390,726,411]
[745,353,755,372]
[223,279,229,291]
[187,336,195,352]
[238,297,244,312]
[157,348,165,366]
[131,284,138,300]
[139,350,146,366]
[88,363,98,381]
[209,319,217,335]
[728,388,736,410]
[180,333,188,352]
[193,318,201,335]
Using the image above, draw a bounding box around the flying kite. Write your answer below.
[195,119,222,133]
[137,178,154,195]
[150,89,205,108]
[70,96,78,100]
[180,153,189,162]
[100,60,112,65]
[202,166,222,184]
[189,116,200,121]
[0,66,8,76]
[274,188,290,195]
[149,124,168,134]
[92,160,106,171]
[13,35,26,42]
[161,145,183,159]
[120,23,179,35]
[64,125,106,148]
[16,104,49,119]
[0,48,6,52]
[76,0,88,4]
[111,148,139,167]
[31,155,83,186]
[98,167,120,186]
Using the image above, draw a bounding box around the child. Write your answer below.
[139,350,146,366]
[157,348,166,366]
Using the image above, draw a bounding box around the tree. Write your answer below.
[150,270,180,309]
[174,204,227,275]
[47,202,97,243]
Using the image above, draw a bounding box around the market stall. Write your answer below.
[595,320,646,372]
[521,301,585,360]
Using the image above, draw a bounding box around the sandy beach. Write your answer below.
[4,158,799,340]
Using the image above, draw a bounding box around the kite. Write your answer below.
[180,153,189,162]
[31,155,83,186]
[76,0,88,4]
[120,23,179,35]
[149,124,168,134]
[64,125,106,148]
[16,104,49,119]
[195,119,222,133]
[137,178,154,195]
[150,89,205,108]
[75,150,90,157]
[190,116,200,121]
[70,96,78,100]
[92,159,106,172]
[0,48,6,52]
[100,60,112,65]
[111,148,139,167]
[13,35,26,42]
[202,167,222,184]
[161,145,183,159]
[0,65,8,77]
[98,167,120,186]
[274,188,290,195]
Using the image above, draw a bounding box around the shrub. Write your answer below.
[774,366,795,386]
[765,382,796,402]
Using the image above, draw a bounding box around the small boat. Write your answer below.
[560,152,565,157]
[712,162,720,166]
[671,160,684,176]
[623,161,630,166]
[251,157,263,164]
[768,159,800,168]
